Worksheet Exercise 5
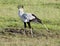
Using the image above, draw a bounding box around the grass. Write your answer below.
[0,0,60,46]
[0,4,60,30]
[0,33,60,46]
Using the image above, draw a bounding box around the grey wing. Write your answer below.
[22,14,27,19]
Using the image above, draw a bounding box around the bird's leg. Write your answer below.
[30,28,33,37]
[23,22,27,35]
[27,22,33,37]
[23,28,26,35]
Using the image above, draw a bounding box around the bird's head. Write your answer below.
[17,5,24,9]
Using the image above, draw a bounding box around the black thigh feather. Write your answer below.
[30,14,42,24]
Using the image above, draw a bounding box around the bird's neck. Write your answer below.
[19,8,25,16]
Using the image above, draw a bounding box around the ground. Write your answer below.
[0,0,60,46]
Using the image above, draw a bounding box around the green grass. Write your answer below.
[0,3,60,30]
[0,0,60,46]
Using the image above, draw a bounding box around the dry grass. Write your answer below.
[0,33,60,46]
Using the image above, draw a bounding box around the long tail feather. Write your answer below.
[32,14,49,31]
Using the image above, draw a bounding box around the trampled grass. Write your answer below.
[0,34,60,46]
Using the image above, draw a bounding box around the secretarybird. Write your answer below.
[18,5,48,37]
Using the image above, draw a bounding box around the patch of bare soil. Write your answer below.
[0,28,60,38]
